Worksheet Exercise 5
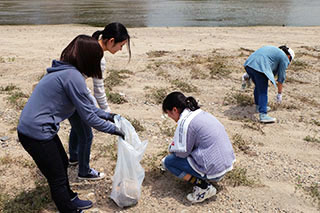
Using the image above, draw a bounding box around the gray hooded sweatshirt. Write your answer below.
[17,60,116,141]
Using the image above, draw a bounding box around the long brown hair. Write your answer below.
[60,35,103,78]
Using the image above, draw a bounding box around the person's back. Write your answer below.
[184,111,235,178]
[161,91,236,203]
[243,45,294,123]
[18,61,81,140]
[244,45,289,79]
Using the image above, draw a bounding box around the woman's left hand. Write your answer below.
[105,113,117,123]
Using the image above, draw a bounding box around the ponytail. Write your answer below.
[185,97,200,111]
[162,91,200,113]
[92,30,103,40]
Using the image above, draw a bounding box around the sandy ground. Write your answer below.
[0,25,320,212]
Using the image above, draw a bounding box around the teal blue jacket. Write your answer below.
[244,45,290,88]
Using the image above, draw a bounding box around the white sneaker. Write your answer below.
[186,184,217,203]
[159,157,167,171]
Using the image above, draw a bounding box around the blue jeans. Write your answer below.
[68,111,93,176]
[245,66,269,114]
[18,132,78,213]
[164,154,222,181]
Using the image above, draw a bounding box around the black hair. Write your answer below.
[92,22,131,61]
[60,35,103,78]
[162,91,200,114]
[279,45,292,62]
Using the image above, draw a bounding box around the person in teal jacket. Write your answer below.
[244,45,295,123]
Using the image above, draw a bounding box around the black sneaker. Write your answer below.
[78,168,105,180]
[71,195,92,210]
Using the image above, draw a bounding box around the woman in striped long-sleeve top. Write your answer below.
[68,22,131,180]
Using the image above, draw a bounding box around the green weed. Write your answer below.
[224,92,254,107]
[304,135,320,143]
[146,50,170,58]
[105,89,127,104]
[232,134,251,153]
[0,56,15,63]
[125,116,145,132]
[242,122,265,135]
[190,67,208,79]
[224,166,256,187]
[207,60,232,79]
[1,183,51,213]
[296,95,319,108]
[171,79,198,93]
[0,155,35,168]
[104,69,132,90]
[104,139,118,161]
[141,154,159,171]
[269,102,298,110]
[0,155,13,165]
[156,69,170,79]
[295,176,320,209]
[311,119,320,126]
[289,59,309,72]
[285,76,308,84]
[308,182,320,208]
[145,87,168,104]
[0,84,18,92]
[7,91,29,110]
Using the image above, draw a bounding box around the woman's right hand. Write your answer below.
[113,127,125,140]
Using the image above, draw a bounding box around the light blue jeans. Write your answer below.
[245,66,269,114]
[68,111,93,176]
[164,154,223,181]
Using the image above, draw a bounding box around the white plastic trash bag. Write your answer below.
[110,115,148,208]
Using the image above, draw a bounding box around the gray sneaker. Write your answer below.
[259,113,276,123]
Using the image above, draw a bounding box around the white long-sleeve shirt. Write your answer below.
[89,57,111,112]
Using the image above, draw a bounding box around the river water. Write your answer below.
[0,0,319,27]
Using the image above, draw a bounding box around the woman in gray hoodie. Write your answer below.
[17,35,124,213]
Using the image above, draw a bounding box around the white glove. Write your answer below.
[241,73,251,89]
[276,93,282,103]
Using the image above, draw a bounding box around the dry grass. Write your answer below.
[223,92,254,107]
[145,87,168,105]
[223,166,256,187]
[146,50,170,58]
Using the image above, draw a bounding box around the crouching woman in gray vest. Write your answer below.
[161,91,236,203]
